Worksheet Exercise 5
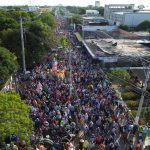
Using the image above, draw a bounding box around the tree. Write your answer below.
[39,12,57,29]
[147,28,150,34]
[0,47,18,89]
[107,69,131,85]
[0,10,57,69]
[66,6,86,15]
[96,7,104,16]
[60,35,70,48]
[0,92,34,144]
[72,15,83,25]
[24,19,57,68]
[119,25,129,31]
[136,20,150,31]
[0,16,18,31]
[77,7,86,15]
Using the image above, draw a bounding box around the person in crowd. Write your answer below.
[18,31,135,149]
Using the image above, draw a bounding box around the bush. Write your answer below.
[119,25,129,31]
[127,100,139,108]
[136,20,150,31]
[122,92,140,100]
[139,118,146,126]
[130,110,137,117]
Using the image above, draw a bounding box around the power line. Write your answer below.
[135,65,150,125]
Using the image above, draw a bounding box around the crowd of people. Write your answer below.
[16,31,143,150]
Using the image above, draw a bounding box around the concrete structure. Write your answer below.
[83,16,105,23]
[104,4,134,21]
[82,38,150,66]
[104,4,150,27]
[28,6,39,12]
[112,11,150,27]
[82,16,108,25]
[95,1,100,7]
[39,6,53,12]
[86,10,99,16]
[82,25,117,32]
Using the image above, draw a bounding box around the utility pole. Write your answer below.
[135,65,150,125]
[82,26,84,40]
[20,15,26,73]
[69,46,72,96]
[82,19,84,40]
[82,20,84,40]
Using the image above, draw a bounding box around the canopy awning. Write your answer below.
[75,32,82,42]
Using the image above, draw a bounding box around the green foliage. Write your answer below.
[0,16,18,31]
[0,29,21,60]
[130,110,137,117]
[119,25,129,31]
[142,107,150,124]
[107,69,131,83]
[28,20,49,34]
[96,7,104,16]
[72,15,83,25]
[147,28,150,34]
[66,6,86,15]
[121,92,140,100]
[136,20,150,31]
[39,12,56,29]
[127,100,139,108]
[0,92,34,144]
[59,9,65,16]
[1,147,12,150]
[0,10,57,69]
[60,36,70,48]
[0,47,18,88]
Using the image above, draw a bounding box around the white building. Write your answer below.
[104,4,150,27]
[104,4,134,21]
[95,1,100,7]
[28,6,39,12]
[112,11,150,27]
[82,25,117,32]
[86,10,99,16]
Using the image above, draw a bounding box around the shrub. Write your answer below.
[122,92,140,100]
[127,100,139,108]
[119,25,129,31]
[139,118,146,126]
[130,110,137,117]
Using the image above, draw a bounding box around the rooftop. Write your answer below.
[84,38,150,58]
[114,10,150,15]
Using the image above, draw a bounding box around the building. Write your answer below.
[104,4,150,27]
[82,38,150,66]
[104,4,134,19]
[95,1,100,7]
[110,11,150,27]
[86,10,99,16]
[87,5,94,9]
[39,6,53,12]
[82,16,108,24]
[28,6,39,12]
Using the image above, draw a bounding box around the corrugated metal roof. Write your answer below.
[75,32,82,42]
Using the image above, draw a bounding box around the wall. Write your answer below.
[124,13,150,27]
[82,25,117,31]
